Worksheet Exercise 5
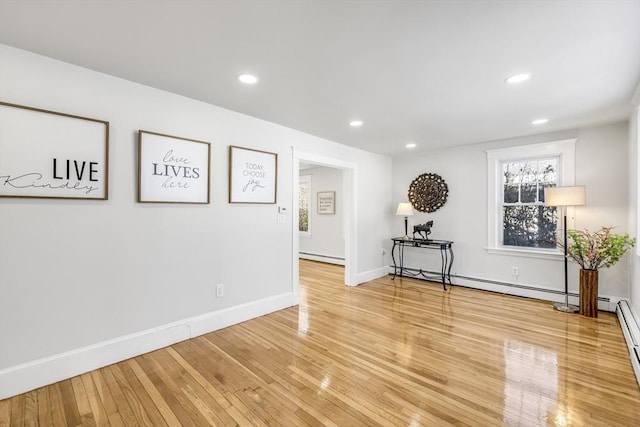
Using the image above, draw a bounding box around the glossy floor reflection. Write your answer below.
[2,260,639,426]
[296,260,639,426]
[502,340,557,425]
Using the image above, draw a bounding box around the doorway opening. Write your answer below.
[292,150,358,305]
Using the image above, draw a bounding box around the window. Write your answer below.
[502,158,558,248]
[299,175,311,237]
[487,139,576,258]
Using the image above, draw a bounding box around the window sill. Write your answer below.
[299,233,312,238]
[485,247,563,260]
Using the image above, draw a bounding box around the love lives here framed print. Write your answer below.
[0,101,109,200]
[138,130,211,204]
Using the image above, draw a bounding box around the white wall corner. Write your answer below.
[631,81,640,106]
[354,266,389,285]
[607,295,622,312]
[0,292,294,400]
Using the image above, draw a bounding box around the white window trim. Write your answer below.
[299,174,312,238]
[486,139,576,259]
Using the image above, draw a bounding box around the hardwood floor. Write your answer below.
[2,259,639,426]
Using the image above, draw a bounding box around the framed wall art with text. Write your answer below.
[317,191,336,214]
[228,145,277,204]
[0,101,109,200]
[138,130,211,204]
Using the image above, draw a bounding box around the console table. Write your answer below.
[391,237,454,290]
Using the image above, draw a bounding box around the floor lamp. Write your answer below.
[544,186,586,313]
[396,202,414,239]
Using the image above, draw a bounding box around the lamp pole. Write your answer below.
[544,186,586,313]
[555,208,578,312]
[403,215,409,239]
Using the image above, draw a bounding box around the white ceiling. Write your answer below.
[1,1,639,157]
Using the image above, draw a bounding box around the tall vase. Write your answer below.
[579,269,598,318]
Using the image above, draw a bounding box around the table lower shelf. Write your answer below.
[391,267,452,290]
[391,238,454,290]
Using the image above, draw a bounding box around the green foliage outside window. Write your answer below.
[502,159,558,248]
[299,178,310,232]
[299,208,309,232]
[503,205,557,248]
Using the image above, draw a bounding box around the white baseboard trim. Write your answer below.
[354,266,389,285]
[0,292,294,400]
[616,299,640,387]
[454,277,615,311]
[299,252,345,266]
[387,266,615,311]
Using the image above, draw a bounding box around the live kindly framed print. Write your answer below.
[229,145,277,204]
[138,130,211,204]
[0,101,109,200]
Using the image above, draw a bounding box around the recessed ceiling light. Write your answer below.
[505,73,531,84]
[237,74,258,84]
[406,143,417,148]
[532,118,549,125]
[349,120,363,127]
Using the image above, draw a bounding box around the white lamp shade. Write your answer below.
[544,186,586,207]
[396,202,414,216]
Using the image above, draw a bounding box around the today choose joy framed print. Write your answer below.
[228,145,277,204]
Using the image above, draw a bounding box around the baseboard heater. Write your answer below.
[616,300,640,387]
[299,252,345,266]
[390,265,610,303]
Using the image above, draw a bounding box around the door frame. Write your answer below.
[292,149,358,305]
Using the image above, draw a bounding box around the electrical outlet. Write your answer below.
[511,266,519,276]
[216,284,224,298]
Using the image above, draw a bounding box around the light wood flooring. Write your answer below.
[2,260,639,426]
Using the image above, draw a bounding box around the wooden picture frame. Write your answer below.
[317,191,336,214]
[138,130,211,204]
[0,101,109,200]
[229,145,277,204]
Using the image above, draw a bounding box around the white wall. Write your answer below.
[391,122,630,304]
[0,44,392,397]
[629,87,640,321]
[299,166,345,262]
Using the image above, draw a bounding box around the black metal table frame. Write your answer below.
[391,237,454,290]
